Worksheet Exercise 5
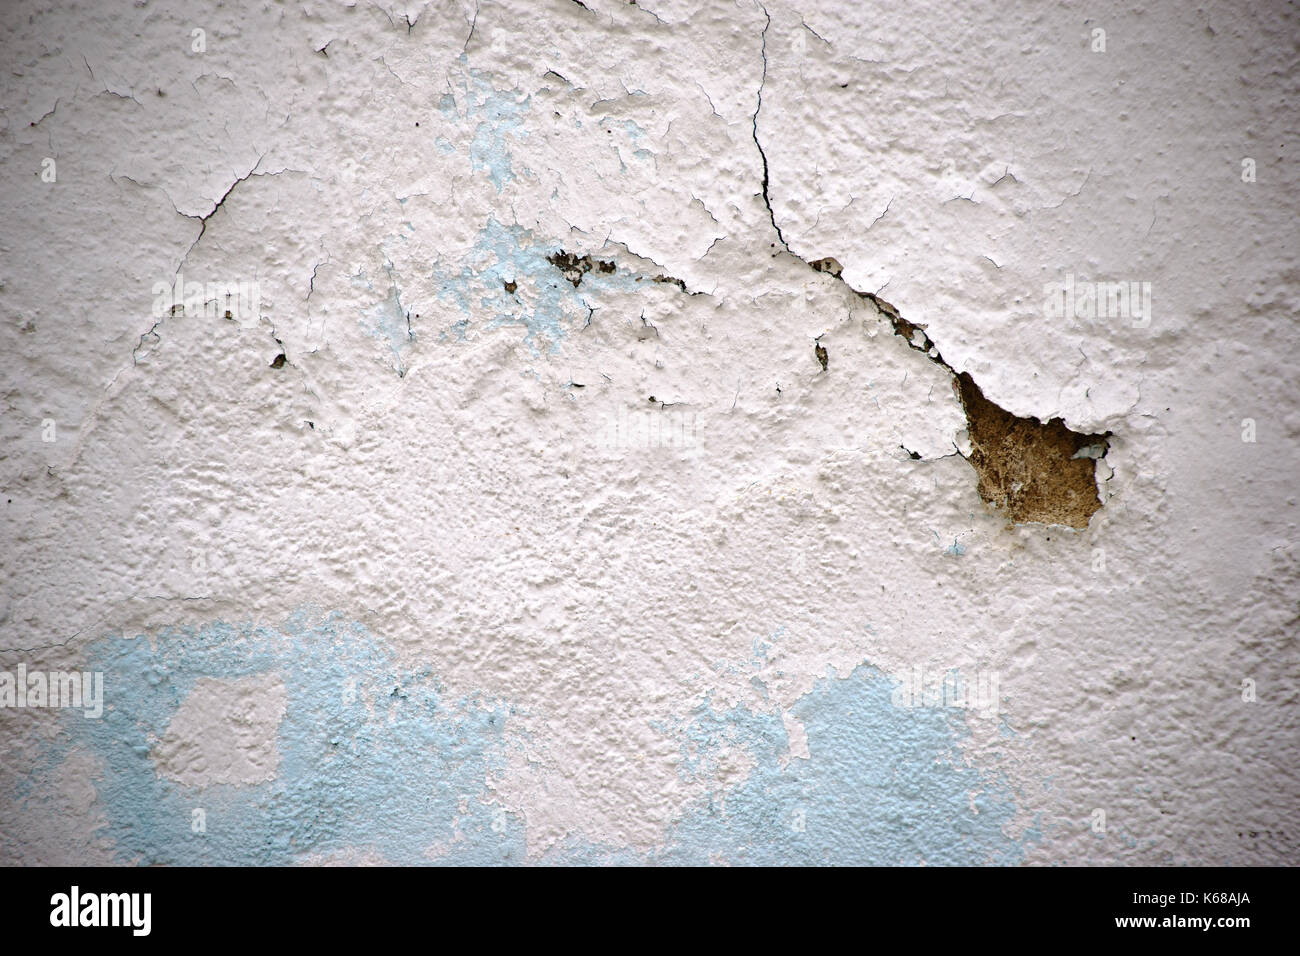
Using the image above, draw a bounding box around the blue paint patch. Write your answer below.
[429,217,646,354]
[653,663,1031,865]
[17,612,527,865]
[363,280,413,374]
[601,118,654,164]
[438,317,471,343]
[608,118,646,143]
[439,65,530,192]
[8,614,1033,866]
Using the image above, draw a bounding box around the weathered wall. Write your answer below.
[1,0,1297,865]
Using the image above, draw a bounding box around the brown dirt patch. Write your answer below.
[956,372,1107,529]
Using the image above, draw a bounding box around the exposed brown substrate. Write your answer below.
[954,372,1108,528]
[800,259,1110,528]
[547,251,617,287]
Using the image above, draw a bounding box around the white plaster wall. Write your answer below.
[0,0,1296,865]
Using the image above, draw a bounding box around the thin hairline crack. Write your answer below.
[753,3,788,252]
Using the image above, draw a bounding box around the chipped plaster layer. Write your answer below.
[1,0,1297,865]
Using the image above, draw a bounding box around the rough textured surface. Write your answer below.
[1,0,1297,866]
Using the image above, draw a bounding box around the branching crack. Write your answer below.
[176,155,266,274]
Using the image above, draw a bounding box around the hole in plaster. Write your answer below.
[955,372,1109,529]
[270,353,286,369]
[810,256,843,277]
[547,251,616,288]
[801,255,1117,531]
[652,273,687,292]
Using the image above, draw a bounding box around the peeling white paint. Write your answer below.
[0,0,1297,866]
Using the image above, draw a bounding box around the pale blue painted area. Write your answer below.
[365,282,413,372]
[438,318,471,343]
[601,118,654,163]
[430,217,644,353]
[20,612,527,865]
[10,613,1031,866]
[351,267,413,374]
[439,64,530,192]
[652,664,1031,865]
[931,528,968,556]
